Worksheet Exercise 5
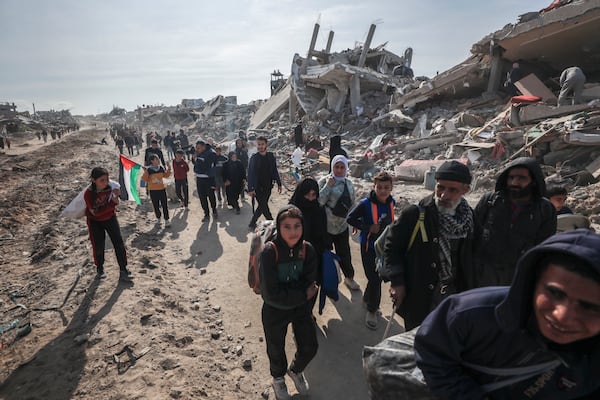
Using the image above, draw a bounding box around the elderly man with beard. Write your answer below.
[473,157,556,288]
[384,161,475,330]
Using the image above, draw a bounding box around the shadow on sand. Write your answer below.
[0,279,129,399]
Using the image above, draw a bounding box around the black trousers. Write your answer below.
[262,302,318,378]
[149,189,169,220]
[250,186,273,225]
[226,183,242,209]
[175,179,189,206]
[330,228,354,279]
[196,177,217,216]
[87,215,127,270]
[360,243,381,312]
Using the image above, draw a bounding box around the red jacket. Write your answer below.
[84,186,117,221]
[172,159,189,180]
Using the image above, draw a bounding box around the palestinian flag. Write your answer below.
[119,154,142,204]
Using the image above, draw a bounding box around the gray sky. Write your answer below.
[0,0,551,115]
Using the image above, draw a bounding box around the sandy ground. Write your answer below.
[1,127,449,399]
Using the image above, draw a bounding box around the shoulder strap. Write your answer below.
[266,241,278,264]
[407,206,428,251]
[463,359,561,393]
[371,202,379,224]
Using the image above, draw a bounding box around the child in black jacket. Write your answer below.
[259,205,319,399]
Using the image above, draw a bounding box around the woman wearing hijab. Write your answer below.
[318,155,360,291]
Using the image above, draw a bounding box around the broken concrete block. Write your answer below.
[586,156,600,179]
[514,74,557,104]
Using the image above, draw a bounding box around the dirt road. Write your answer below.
[0,127,410,399]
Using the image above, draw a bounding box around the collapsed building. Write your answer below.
[247,0,600,224]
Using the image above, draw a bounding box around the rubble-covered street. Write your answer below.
[1,1,600,399]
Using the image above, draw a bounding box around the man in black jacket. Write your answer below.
[384,161,475,330]
[144,139,165,166]
[247,136,281,229]
[473,157,556,287]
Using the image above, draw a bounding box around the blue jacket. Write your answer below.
[415,229,600,399]
[346,190,395,248]
[193,146,216,178]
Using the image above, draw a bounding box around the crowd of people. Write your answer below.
[84,128,598,399]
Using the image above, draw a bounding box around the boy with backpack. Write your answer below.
[347,171,396,330]
[259,205,319,399]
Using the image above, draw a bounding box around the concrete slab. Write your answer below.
[248,84,291,130]
[514,74,557,103]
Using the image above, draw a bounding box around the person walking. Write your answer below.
[142,154,172,226]
[415,229,600,399]
[318,155,360,291]
[214,146,228,207]
[84,167,132,282]
[235,138,249,200]
[172,149,190,208]
[260,205,319,399]
[193,140,218,222]
[247,136,281,229]
[290,177,330,311]
[222,151,246,214]
[328,135,347,173]
[347,171,396,329]
[144,139,166,166]
[384,161,475,330]
[473,157,556,287]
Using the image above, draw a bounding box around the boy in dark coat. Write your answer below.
[347,171,395,330]
[260,205,319,399]
[415,229,600,399]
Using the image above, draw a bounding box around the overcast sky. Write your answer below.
[0,0,552,115]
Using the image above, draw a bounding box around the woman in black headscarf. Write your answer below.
[290,178,330,283]
[328,135,348,173]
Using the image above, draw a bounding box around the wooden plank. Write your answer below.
[514,74,557,103]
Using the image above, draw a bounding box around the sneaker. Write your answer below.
[287,370,310,395]
[96,267,106,279]
[248,222,256,230]
[271,377,290,400]
[119,269,133,282]
[165,219,171,227]
[212,208,218,218]
[235,208,240,215]
[365,311,378,330]
[344,277,360,291]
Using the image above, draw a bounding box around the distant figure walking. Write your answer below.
[142,154,172,226]
[247,136,281,229]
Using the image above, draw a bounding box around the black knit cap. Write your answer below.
[434,161,472,184]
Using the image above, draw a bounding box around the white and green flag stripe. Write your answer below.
[119,154,142,205]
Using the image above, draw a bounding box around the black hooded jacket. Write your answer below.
[289,178,329,264]
[259,205,318,310]
[415,229,600,399]
[473,157,556,286]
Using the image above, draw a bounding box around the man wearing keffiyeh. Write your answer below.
[384,160,476,330]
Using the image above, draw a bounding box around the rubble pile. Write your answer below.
[244,0,600,226]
